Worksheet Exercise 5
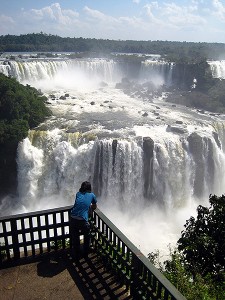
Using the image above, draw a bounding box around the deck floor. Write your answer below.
[0,251,132,300]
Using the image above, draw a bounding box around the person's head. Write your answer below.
[79,181,92,193]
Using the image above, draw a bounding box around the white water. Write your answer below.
[208,60,225,79]
[1,57,225,257]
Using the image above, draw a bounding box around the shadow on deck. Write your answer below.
[0,250,132,300]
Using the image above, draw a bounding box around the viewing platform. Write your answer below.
[0,206,186,300]
[0,251,131,299]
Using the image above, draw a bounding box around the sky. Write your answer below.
[1,0,225,43]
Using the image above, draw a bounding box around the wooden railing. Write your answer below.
[0,206,186,300]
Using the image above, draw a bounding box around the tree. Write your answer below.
[0,74,51,196]
[148,195,225,300]
[177,195,225,284]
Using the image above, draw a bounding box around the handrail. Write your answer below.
[91,208,186,300]
[0,205,72,263]
[0,206,186,300]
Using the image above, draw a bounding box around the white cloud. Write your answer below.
[0,15,15,34]
[27,3,79,25]
[144,3,164,26]
[144,2,206,29]
[83,6,118,23]
[133,0,140,3]
[212,0,225,22]
[163,3,206,26]
[0,14,14,24]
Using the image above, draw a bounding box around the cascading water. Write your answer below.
[208,60,225,79]
[139,60,174,85]
[1,55,225,256]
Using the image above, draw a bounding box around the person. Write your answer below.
[70,181,97,260]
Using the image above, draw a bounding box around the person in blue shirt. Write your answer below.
[70,181,97,260]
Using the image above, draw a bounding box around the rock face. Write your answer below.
[187,132,215,197]
[166,125,188,134]
[143,137,154,199]
[115,77,163,102]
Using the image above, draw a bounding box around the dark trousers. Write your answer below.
[70,217,90,258]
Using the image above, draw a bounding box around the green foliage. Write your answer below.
[164,248,223,300]
[149,246,224,300]
[0,73,51,144]
[148,195,225,300]
[0,242,7,260]
[178,195,225,282]
[0,73,51,195]
[50,238,70,250]
[1,33,225,60]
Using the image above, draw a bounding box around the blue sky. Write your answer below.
[1,0,225,42]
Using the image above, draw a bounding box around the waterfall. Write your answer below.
[1,57,176,87]
[0,59,122,86]
[208,60,225,79]
[16,123,225,213]
[2,54,225,255]
[139,60,174,85]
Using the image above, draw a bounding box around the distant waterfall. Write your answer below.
[208,60,225,79]
[0,59,121,84]
[16,122,225,212]
[1,58,224,86]
[139,60,174,85]
[1,58,175,87]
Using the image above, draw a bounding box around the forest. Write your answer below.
[1,32,225,62]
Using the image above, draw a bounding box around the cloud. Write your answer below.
[163,2,206,27]
[83,6,118,23]
[144,3,165,26]
[26,3,79,26]
[144,1,206,30]
[0,1,223,43]
[212,0,225,22]
[0,15,15,34]
[83,6,122,34]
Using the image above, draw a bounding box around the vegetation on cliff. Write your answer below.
[0,74,51,196]
[149,194,225,300]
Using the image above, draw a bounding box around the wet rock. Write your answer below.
[143,137,154,198]
[167,125,188,134]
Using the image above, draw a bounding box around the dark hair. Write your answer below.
[79,181,92,193]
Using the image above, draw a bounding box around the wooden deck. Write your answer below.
[0,251,132,300]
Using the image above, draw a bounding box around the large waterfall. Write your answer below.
[1,55,225,255]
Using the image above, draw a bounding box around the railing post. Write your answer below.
[11,219,20,260]
[130,253,140,298]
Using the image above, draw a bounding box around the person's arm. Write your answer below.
[91,193,97,210]
[91,203,97,210]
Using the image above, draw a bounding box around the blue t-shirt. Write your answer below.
[71,191,97,222]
